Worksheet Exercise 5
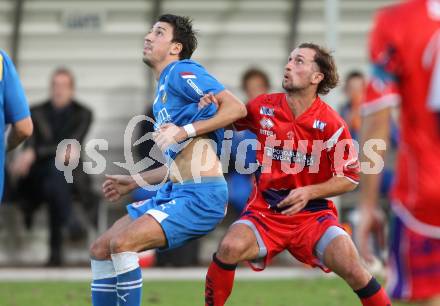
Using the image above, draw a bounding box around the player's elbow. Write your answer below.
[14,117,33,140]
[345,180,358,193]
[235,102,247,120]
[218,90,247,120]
[350,182,358,192]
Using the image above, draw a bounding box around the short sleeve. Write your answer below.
[362,10,401,116]
[326,121,360,184]
[167,61,225,103]
[1,50,30,124]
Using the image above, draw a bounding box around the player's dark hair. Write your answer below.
[345,70,364,84]
[158,14,197,60]
[51,67,75,88]
[241,68,271,91]
[299,42,339,95]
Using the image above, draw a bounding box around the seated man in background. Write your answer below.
[9,68,97,266]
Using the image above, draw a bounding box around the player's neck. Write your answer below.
[285,91,317,118]
[152,58,180,80]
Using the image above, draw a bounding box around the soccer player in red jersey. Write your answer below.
[359,0,440,304]
[201,43,391,306]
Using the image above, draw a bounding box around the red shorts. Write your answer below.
[235,192,344,272]
[387,212,440,301]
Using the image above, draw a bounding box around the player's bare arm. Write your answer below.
[102,165,168,202]
[6,116,33,151]
[277,175,357,215]
[153,89,246,150]
[191,89,246,135]
[358,107,390,262]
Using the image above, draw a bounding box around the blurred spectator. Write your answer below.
[0,50,33,201]
[226,68,270,212]
[340,71,398,196]
[9,68,97,266]
[241,68,271,101]
[339,70,364,141]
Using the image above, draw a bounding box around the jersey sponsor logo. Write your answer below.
[260,117,274,129]
[260,129,274,136]
[186,79,204,96]
[264,146,315,166]
[180,72,197,79]
[260,106,274,116]
[313,119,327,131]
[287,131,294,140]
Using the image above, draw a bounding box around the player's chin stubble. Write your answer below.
[282,80,305,94]
[282,81,294,93]
[143,56,153,67]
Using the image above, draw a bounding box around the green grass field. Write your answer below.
[0,279,416,306]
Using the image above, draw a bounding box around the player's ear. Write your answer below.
[170,42,183,57]
[312,71,324,86]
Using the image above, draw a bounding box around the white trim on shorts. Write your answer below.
[315,225,349,264]
[392,200,440,238]
[233,219,268,270]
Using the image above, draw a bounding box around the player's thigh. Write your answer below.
[323,235,370,287]
[110,214,166,253]
[217,223,260,262]
[90,215,133,258]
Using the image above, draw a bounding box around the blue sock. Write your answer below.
[112,252,142,306]
[91,259,117,306]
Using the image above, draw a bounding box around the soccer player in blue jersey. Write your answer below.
[0,50,33,201]
[89,14,246,306]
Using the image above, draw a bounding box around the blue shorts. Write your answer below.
[126,177,228,250]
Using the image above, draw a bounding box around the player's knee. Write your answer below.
[109,234,132,254]
[218,236,249,263]
[339,261,370,288]
[89,238,110,260]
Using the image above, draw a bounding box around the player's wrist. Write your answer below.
[126,176,139,190]
[183,123,197,138]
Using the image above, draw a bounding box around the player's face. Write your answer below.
[244,75,269,101]
[282,48,323,93]
[143,22,181,67]
[345,76,365,103]
[51,73,74,108]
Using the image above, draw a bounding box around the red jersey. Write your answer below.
[235,93,359,212]
[363,0,440,228]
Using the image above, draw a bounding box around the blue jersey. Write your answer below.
[0,50,31,200]
[152,60,225,161]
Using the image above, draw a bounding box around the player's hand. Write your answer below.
[198,92,218,109]
[153,123,187,151]
[357,206,386,264]
[102,174,135,202]
[9,148,36,177]
[277,187,312,215]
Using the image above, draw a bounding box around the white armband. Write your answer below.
[183,123,197,138]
